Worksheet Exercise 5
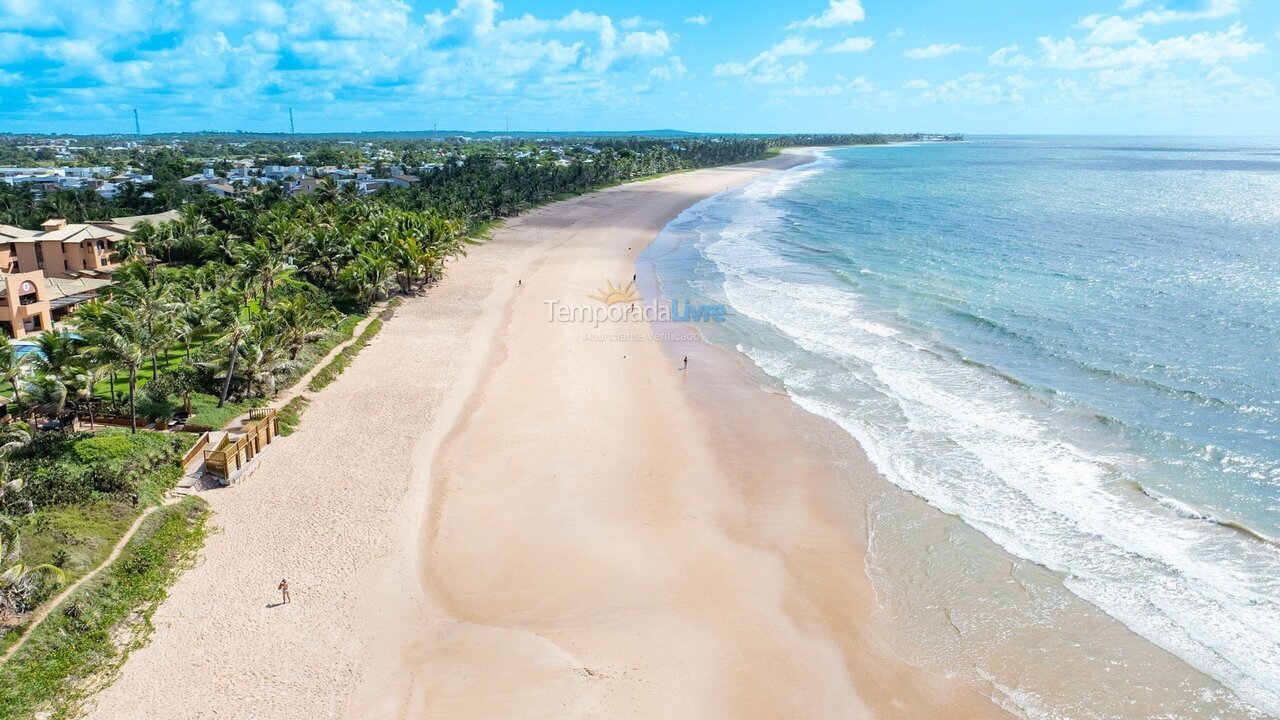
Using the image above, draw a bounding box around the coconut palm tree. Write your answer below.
[0,337,26,410]
[113,264,177,379]
[271,294,337,360]
[213,315,252,408]
[77,302,148,433]
[234,321,299,398]
[236,237,294,312]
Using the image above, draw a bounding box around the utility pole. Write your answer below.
[134,108,141,137]
[289,107,295,134]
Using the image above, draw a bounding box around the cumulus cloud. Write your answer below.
[684,15,710,26]
[714,35,819,83]
[1039,23,1263,68]
[789,0,866,29]
[904,43,971,59]
[829,36,875,53]
[1078,0,1243,44]
[989,44,1032,67]
[0,0,685,130]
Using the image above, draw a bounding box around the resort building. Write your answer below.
[0,212,169,338]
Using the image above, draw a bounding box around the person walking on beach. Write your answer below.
[278,578,290,604]
[683,356,688,371]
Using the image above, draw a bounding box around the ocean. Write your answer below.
[643,138,1280,719]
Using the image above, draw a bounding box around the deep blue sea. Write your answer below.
[647,138,1280,717]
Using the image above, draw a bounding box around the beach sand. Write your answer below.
[83,152,1006,720]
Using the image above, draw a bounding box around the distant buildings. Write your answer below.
[0,166,152,199]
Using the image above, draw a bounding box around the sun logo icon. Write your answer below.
[589,279,641,305]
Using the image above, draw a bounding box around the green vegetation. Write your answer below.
[0,429,187,653]
[307,301,399,394]
[180,393,263,432]
[6,431,185,509]
[277,395,310,437]
[0,502,138,654]
[0,497,210,720]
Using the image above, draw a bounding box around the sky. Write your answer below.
[1,0,1278,135]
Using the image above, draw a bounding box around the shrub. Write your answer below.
[11,432,185,510]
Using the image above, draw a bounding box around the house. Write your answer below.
[286,176,323,196]
[262,165,311,181]
[389,173,419,188]
[205,183,238,198]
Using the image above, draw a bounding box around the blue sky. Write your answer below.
[1,0,1277,135]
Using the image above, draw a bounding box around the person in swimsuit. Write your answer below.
[278,578,291,604]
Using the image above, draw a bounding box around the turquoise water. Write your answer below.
[647,138,1280,717]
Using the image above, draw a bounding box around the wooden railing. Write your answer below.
[203,408,280,482]
[181,432,210,467]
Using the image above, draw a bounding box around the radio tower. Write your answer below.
[133,108,141,136]
[289,108,295,134]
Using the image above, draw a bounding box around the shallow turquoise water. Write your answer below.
[648,138,1280,717]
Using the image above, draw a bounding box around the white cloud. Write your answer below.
[1039,23,1264,68]
[829,36,874,53]
[1078,0,1244,44]
[912,72,1025,104]
[0,0,683,128]
[649,56,686,81]
[887,27,904,40]
[789,0,866,29]
[1079,14,1144,44]
[714,35,819,83]
[904,43,971,59]
[684,15,710,26]
[989,44,1032,67]
[903,78,930,89]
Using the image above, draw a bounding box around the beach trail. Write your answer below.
[83,152,1003,720]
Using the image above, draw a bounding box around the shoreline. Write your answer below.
[83,151,1005,719]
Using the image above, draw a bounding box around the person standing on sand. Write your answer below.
[278,579,290,604]
[683,356,688,370]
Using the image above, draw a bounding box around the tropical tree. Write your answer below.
[271,293,337,360]
[0,522,65,620]
[77,302,148,432]
[0,338,26,409]
[236,237,294,312]
[234,321,299,398]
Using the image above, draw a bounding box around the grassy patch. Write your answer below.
[306,300,399,394]
[0,503,141,655]
[277,395,310,437]
[181,393,264,432]
[0,497,210,720]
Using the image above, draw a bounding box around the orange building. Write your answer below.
[0,213,169,338]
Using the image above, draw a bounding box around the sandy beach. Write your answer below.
[84,152,1005,720]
